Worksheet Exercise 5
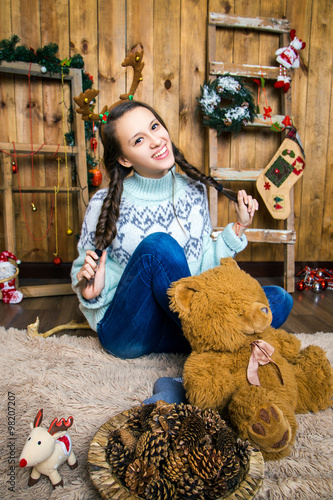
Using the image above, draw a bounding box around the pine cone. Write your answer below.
[106,441,133,479]
[135,430,169,466]
[145,477,176,500]
[149,403,182,438]
[140,403,158,431]
[127,404,157,433]
[176,414,206,454]
[161,447,189,483]
[117,427,139,452]
[175,403,203,422]
[201,408,228,437]
[177,473,205,500]
[188,446,224,481]
[215,426,237,454]
[124,458,158,496]
[235,438,252,467]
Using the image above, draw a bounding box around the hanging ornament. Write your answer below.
[90,137,98,152]
[53,255,62,266]
[66,226,73,236]
[263,106,272,120]
[12,161,18,174]
[282,115,292,127]
[31,202,37,212]
[89,168,102,187]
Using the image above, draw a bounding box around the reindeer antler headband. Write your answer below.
[73,48,144,124]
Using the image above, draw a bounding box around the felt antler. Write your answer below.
[48,416,74,435]
[34,409,43,428]
[73,47,144,123]
[73,89,108,122]
[119,48,145,100]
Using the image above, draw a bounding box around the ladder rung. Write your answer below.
[209,13,291,33]
[209,62,291,80]
[211,169,263,181]
[211,228,296,244]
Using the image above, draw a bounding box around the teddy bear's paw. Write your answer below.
[248,404,292,453]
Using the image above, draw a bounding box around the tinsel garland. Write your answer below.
[197,74,256,135]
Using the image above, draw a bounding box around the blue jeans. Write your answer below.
[97,233,293,359]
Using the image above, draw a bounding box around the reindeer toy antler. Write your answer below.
[19,409,78,488]
[74,47,145,124]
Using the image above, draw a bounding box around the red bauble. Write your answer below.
[12,162,18,174]
[320,280,328,290]
[53,256,62,266]
[296,280,305,291]
[89,168,102,187]
[90,137,98,152]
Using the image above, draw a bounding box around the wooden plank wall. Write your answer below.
[0,0,332,267]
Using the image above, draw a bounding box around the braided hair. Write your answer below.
[94,100,235,251]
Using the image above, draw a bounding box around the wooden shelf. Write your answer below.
[0,141,78,155]
[0,62,89,297]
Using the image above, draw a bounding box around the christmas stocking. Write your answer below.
[256,127,305,220]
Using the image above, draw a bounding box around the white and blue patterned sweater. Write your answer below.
[71,168,247,331]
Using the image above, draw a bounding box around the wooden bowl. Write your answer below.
[88,408,265,500]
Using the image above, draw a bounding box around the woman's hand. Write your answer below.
[76,250,107,300]
[233,190,259,237]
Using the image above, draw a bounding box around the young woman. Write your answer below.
[71,100,293,359]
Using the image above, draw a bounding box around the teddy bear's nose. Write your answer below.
[261,307,269,314]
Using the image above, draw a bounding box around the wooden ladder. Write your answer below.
[0,62,88,297]
[207,13,296,292]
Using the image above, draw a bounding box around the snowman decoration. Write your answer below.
[0,251,23,304]
[274,29,306,93]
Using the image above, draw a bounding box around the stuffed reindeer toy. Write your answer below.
[19,409,78,488]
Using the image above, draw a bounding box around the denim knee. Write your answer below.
[263,285,293,328]
[139,232,180,252]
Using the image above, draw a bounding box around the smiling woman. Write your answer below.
[70,99,293,360]
[116,107,175,178]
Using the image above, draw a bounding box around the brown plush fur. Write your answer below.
[168,258,333,460]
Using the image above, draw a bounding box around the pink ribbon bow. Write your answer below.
[247,340,284,386]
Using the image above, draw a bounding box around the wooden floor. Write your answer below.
[1,277,332,336]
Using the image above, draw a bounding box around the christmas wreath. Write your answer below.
[198,75,256,135]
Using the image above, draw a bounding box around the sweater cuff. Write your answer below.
[222,223,247,253]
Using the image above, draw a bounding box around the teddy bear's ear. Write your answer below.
[168,279,200,314]
[219,257,240,269]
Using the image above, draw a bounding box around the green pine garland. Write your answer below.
[197,74,256,135]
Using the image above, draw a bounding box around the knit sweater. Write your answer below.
[71,168,247,331]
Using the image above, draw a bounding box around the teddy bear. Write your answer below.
[166,258,333,460]
[274,29,306,93]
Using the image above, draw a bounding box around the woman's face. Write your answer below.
[115,106,175,178]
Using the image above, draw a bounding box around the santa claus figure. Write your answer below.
[0,251,23,304]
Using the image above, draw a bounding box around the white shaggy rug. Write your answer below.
[0,328,332,500]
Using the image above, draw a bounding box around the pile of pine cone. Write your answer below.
[106,401,253,500]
